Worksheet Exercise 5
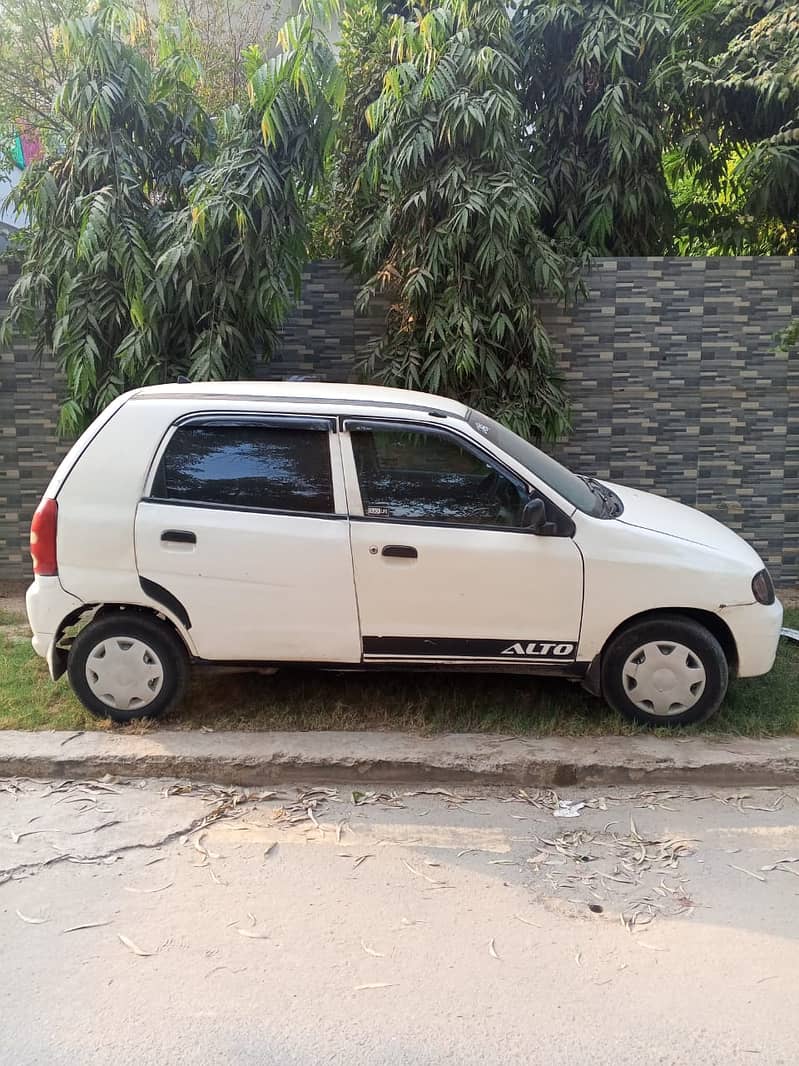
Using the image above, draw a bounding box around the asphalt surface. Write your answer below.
[1,778,798,1065]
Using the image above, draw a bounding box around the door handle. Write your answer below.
[161,529,196,544]
[381,544,417,559]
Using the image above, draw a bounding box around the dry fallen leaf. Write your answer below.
[728,864,767,883]
[236,928,270,939]
[62,920,112,934]
[488,938,500,960]
[9,828,54,843]
[117,934,156,957]
[264,842,278,860]
[404,788,458,799]
[361,940,386,958]
[401,859,445,886]
[194,832,220,861]
[124,882,174,894]
[761,857,799,872]
[354,983,396,991]
[15,910,49,925]
[513,914,541,928]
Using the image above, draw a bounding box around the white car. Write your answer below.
[26,381,782,727]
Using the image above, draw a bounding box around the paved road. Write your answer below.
[1,777,798,1065]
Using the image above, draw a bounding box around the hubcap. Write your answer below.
[622,641,706,717]
[85,637,164,711]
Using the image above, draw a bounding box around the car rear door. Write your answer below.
[341,419,584,669]
[134,414,360,663]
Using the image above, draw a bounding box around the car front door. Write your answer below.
[134,415,361,663]
[341,419,584,669]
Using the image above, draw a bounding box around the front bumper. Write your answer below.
[722,598,784,677]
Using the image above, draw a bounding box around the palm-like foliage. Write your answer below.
[663,0,799,253]
[2,0,339,434]
[152,13,341,383]
[354,0,580,441]
[708,0,799,248]
[513,0,704,255]
[2,2,211,432]
[322,0,405,259]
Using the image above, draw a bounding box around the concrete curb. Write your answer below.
[1,730,799,787]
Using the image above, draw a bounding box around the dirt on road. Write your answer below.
[1,779,798,1065]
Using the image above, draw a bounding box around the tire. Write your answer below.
[68,613,189,723]
[601,615,729,727]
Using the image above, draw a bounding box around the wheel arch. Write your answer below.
[50,602,194,681]
[582,607,739,697]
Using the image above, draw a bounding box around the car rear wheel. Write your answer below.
[68,614,189,723]
[601,615,729,727]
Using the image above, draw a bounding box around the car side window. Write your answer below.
[151,424,334,514]
[350,426,529,527]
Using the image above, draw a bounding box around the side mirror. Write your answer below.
[521,497,546,531]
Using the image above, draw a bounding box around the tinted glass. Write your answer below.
[466,409,598,514]
[351,427,528,527]
[154,425,334,514]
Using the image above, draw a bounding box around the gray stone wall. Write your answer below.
[544,257,799,583]
[259,260,383,381]
[268,257,798,585]
[1,256,796,586]
[0,262,69,581]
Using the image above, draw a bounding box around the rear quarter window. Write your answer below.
[151,424,334,514]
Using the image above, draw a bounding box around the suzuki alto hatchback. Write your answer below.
[26,382,782,726]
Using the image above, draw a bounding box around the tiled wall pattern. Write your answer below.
[260,262,362,381]
[1,257,796,584]
[258,260,384,381]
[542,258,798,584]
[0,263,69,580]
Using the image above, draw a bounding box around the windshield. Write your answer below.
[466,410,600,515]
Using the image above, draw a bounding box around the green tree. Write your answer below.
[0,0,86,138]
[354,0,580,440]
[673,0,799,253]
[0,0,290,142]
[321,0,403,259]
[154,8,342,380]
[159,0,289,112]
[512,0,705,256]
[2,0,338,434]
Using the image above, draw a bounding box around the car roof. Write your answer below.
[129,380,470,418]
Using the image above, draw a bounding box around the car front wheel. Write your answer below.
[67,613,189,723]
[601,615,729,727]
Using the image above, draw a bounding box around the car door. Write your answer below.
[134,414,361,663]
[341,419,584,668]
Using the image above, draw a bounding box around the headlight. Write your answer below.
[752,568,775,605]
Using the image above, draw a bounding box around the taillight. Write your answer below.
[30,497,58,576]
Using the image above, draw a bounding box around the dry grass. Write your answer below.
[0,597,797,736]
